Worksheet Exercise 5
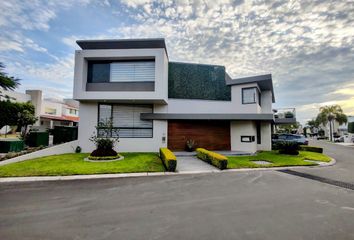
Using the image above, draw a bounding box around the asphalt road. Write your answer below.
[1,170,354,240]
[297,140,354,183]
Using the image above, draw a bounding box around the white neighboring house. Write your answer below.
[73,38,295,153]
[0,90,79,132]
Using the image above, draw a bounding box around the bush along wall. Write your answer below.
[159,148,177,172]
[348,122,354,134]
[196,148,228,170]
[299,145,323,153]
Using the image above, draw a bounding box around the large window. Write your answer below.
[242,87,258,104]
[88,60,155,83]
[110,61,155,82]
[98,104,153,138]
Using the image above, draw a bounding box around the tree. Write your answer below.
[316,105,347,141]
[0,62,20,97]
[0,100,37,137]
[276,122,300,134]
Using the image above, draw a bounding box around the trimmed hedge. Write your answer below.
[159,148,177,172]
[196,148,228,170]
[299,145,323,153]
[276,141,300,155]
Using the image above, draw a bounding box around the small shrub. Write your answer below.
[89,119,119,157]
[284,111,294,118]
[299,145,323,153]
[196,148,228,170]
[276,141,299,155]
[159,148,177,172]
[75,146,82,153]
[185,139,197,152]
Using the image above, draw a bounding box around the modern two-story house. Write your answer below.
[74,38,287,153]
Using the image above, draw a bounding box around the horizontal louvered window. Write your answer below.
[110,61,155,82]
[98,104,153,138]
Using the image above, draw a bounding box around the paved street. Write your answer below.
[297,140,354,183]
[1,141,354,240]
[1,170,354,240]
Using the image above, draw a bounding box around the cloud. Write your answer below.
[1,0,354,124]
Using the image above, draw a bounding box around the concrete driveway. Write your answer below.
[1,170,354,240]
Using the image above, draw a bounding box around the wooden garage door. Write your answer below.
[168,120,231,151]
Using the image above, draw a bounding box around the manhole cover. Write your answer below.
[252,160,271,165]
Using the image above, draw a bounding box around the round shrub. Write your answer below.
[276,141,300,155]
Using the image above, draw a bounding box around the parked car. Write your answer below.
[272,134,309,145]
[334,136,344,143]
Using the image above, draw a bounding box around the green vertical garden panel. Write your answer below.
[168,62,231,101]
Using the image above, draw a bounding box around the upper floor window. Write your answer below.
[88,60,155,83]
[242,87,258,104]
[45,107,56,115]
[110,61,155,82]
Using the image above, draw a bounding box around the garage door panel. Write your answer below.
[168,120,230,150]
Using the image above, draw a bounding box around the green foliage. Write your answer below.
[299,145,323,153]
[348,122,354,134]
[89,119,119,157]
[0,153,165,177]
[159,148,177,172]
[168,62,231,101]
[185,139,197,152]
[227,151,332,169]
[275,141,300,155]
[75,146,82,153]
[196,148,228,170]
[284,111,294,118]
[0,101,37,137]
[276,122,300,133]
[307,118,320,129]
[0,62,20,92]
[316,105,347,125]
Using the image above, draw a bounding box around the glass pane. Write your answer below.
[243,88,256,103]
[110,61,155,82]
[98,104,112,123]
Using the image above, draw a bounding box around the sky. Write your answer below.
[0,0,353,124]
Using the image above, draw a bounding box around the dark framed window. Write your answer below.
[88,60,155,83]
[256,122,261,144]
[97,103,153,138]
[242,87,258,104]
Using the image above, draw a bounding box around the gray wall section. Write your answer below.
[86,82,155,91]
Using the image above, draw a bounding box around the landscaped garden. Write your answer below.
[0,152,165,177]
[227,150,332,169]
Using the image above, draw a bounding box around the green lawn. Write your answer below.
[0,153,165,177]
[227,151,332,169]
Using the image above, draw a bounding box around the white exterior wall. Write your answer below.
[0,90,31,102]
[73,48,168,103]
[257,122,272,151]
[230,121,257,153]
[261,90,273,113]
[154,82,266,114]
[78,102,167,153]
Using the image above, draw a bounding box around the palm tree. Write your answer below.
[0,62,20,91]
[316,105,347,141]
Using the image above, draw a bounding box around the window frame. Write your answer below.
[241,87,259,105]
[97,103,153,139]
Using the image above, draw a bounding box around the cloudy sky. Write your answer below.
[0,0,353,124]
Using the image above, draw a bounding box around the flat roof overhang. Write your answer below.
[141,113,274,121]
[76,38,168,58]
[226,74,275,103]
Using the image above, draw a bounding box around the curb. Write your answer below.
[0,158,336,183]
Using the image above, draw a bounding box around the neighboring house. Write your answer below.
[0,89,79,130]
[73,38,294,153]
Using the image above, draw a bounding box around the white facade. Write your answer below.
[74,39,275,153]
